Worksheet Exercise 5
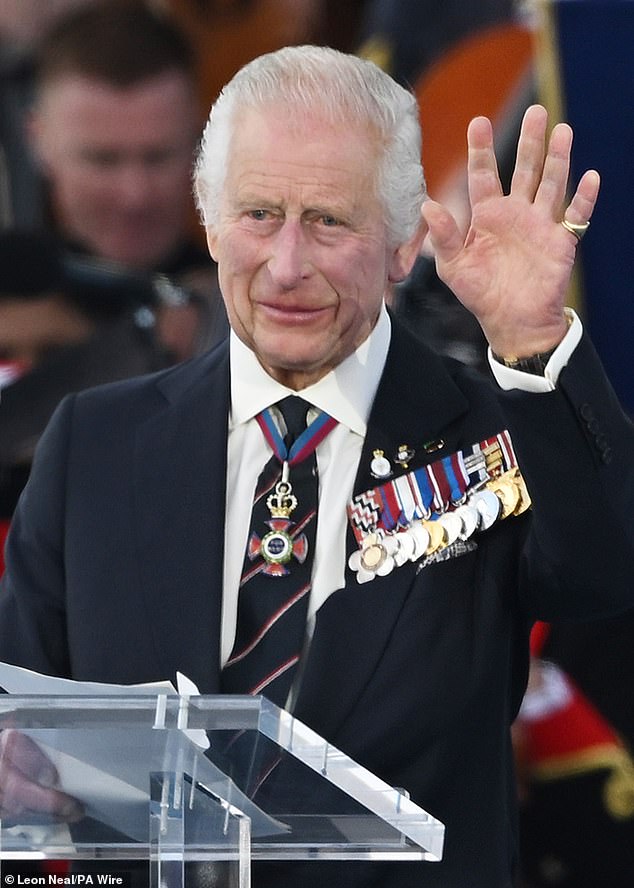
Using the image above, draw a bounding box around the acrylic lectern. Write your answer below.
[0,695,444,887]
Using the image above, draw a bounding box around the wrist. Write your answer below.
[490,312,573,375]
[491,348,558,375]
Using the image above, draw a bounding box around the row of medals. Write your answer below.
[349,461,531,582]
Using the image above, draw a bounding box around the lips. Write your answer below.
[257,301,333,324]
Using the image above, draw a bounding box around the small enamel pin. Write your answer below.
[395,444,415,469]
[370,449,392,479]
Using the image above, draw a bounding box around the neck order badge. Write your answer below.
[221,397,337,706]
[248,399,337,576]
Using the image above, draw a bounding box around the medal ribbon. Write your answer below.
[256,405,338,467]
[348,429,519,541]
[378,483,404,530]
[462,431,518,485]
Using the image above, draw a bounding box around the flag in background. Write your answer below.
[546,0,634,414]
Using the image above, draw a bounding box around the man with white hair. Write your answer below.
[1,45,633,887]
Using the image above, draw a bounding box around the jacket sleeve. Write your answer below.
[0,395,76,676]
[502,333,634,621]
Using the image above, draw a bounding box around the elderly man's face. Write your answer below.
[30,71,199,271]
[206,108,423,389]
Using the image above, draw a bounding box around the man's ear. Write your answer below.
[205,226,218,262]
[387,215,429,283]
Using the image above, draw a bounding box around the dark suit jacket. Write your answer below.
[1,319,633,888]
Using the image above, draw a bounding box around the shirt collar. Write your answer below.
[229,305,391,436]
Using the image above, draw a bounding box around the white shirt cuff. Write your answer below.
[488,308,583,392]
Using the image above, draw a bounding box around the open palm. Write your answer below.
[423,105,600,359]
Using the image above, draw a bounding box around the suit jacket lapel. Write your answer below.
[354,319,470,496]
[134,343,230,693]
[295,320,470,740]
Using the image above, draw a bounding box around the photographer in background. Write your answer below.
[24,0,228,360]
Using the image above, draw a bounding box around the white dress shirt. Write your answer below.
[222,306,391,667]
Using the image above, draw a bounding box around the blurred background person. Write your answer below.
[23,0,228,361]
[0,228,170,574]
[0,1,100,230]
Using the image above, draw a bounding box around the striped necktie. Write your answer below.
[221,396,337,707]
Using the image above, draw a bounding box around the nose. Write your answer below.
[113,161,155,209]
[267,220,309,290]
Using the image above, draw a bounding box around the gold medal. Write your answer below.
[422,519,446,554]
[509,468,532,515]
[487,477,520,519]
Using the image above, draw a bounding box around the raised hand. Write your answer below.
[422,104,600,359]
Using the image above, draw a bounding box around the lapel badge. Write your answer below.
[370,449,392,479]
[395,443,415,469]
[423,438,445,454]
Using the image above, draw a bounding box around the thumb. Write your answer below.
[421,199,464,264]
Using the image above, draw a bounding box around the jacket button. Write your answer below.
[579,403,595,421]
[595,433,609,451]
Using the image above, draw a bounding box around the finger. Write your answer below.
[533,122,572,215]
[0,729,59,786]
[0,767,84,822]
[564,169,601,224]
[421,199,464,264]
[509,104,549,201]
[0,730,82,821]
[466,115,503,209]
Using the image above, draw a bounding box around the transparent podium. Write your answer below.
[0,695,444,887]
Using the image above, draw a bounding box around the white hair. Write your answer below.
[193,45,426,247]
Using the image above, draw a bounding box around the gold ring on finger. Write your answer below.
[561,218,590,241]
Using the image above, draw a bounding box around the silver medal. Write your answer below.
[453,504,480,540]
[470,489,501,530]
[393,531,416,565]
[438,511,463,546]
[408,521,431,560]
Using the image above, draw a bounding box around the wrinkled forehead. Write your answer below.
[226,102,384,171]
[223,104,382,192]
[230,89,383,137]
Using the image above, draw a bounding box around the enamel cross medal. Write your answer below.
[247,460,309,577]
[246,401,338,578]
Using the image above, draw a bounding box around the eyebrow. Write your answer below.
[232,190,280,208]
[233,192,355,220]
